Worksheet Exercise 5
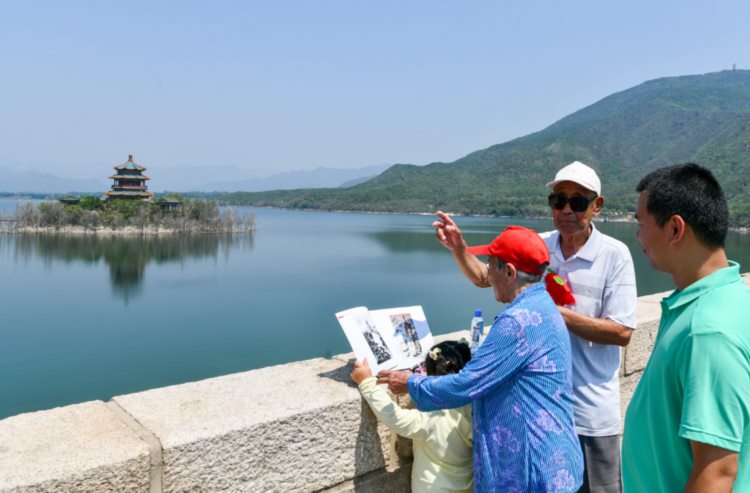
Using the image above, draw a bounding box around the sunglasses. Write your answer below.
[548,193,597,212]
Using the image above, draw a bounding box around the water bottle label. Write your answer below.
[470,318,484,350]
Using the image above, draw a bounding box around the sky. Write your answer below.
[1,1,748,180]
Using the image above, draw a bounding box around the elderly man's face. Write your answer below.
[550,181,603,238]
[487,256,512,303]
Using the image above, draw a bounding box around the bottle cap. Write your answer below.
[474,309,482,317]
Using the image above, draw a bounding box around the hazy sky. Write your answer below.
[1,1,748,178]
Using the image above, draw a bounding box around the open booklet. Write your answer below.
[336,305,435,374]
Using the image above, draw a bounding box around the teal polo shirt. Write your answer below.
[622,262,750,492]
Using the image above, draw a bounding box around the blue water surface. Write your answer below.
[2,203,750,418]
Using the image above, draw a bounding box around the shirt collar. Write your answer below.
[662,261,741,310]
[550,222,602,264]
[508,282,546,308]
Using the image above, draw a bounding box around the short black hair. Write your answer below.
[636,163,727,248]
[425,340,472,376]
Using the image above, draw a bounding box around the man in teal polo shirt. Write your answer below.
[622,163,750,492]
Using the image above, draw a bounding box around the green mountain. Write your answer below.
[217,70,750,225]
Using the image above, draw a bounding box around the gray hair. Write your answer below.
[496,258,547,285]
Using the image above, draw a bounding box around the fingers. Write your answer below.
[432,221,449,246]
[435,210,455,226]
[376,370,390,384]
[435,227,448,245]
[352,359,374,384]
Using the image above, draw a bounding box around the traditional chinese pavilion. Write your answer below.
[105,155,154,200]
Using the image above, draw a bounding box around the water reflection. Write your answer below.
[10,233,254,303]
[366,219,750,297]
[365,217,553,254]
[367,230,442,252]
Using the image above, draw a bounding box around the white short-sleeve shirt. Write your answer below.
[540,224,637,436]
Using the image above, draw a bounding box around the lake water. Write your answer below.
[3,201,750,419]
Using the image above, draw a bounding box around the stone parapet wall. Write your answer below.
[2,276,748,492]
[0,357,411,492]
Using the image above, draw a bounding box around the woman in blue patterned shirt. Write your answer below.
[379,226,583,492]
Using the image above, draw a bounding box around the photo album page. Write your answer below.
[336,305,434,373]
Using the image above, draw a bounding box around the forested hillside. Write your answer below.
[215,70,750,226]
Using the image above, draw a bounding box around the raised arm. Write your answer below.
[358,376,433,440]
[433,211,490,288]
[352,360,432,440]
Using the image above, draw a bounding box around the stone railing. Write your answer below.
[3,276,748,492]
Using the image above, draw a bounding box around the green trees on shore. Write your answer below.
[15,197,254,233]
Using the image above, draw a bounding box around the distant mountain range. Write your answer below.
[0,167,105,194]
[0,163,391,195]
[174,164,391,192]
[215,70,750,226]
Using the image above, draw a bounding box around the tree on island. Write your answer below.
[14,196,254,234]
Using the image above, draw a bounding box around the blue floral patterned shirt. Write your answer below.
[408,283,583,492]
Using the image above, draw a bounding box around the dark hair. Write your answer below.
[424,340,472,376]
[636,163,728,248]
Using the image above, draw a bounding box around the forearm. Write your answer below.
[408,329,516,410]
[359,377,429,439]
[451,248,490,288]
[559,307,633,346]
[408,374,473,412]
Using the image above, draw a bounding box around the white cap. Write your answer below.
[546,161,601,195]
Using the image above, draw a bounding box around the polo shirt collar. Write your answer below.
[550,223,602,264]
[662,261,741,310]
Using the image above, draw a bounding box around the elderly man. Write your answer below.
[432,161,636,493]
[622,164,750,492]
[380,226,583,492]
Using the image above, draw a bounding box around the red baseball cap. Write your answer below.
[466,226,550,275]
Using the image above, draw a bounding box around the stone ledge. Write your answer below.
[112,357,396,493]
[0,401,150,492]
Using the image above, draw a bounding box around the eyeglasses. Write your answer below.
[548,193,597,212]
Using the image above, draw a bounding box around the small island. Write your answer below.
[4,155,255,235]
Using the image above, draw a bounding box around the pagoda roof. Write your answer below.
[113,155,147,172]
[109,174,151,180]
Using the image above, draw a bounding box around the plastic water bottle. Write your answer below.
[470,309,484,353]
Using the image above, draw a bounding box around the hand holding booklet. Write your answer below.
[336,305,435,374]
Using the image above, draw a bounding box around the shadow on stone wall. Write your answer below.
[318,359,413,492]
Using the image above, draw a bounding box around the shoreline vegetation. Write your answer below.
[1,198,747,234]
[0,196,255,235]
[220,204,750,233]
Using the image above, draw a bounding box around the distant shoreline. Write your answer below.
[237,205,750,233]
[1,224,255,235]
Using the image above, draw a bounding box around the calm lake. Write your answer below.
[3,202,750,419]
